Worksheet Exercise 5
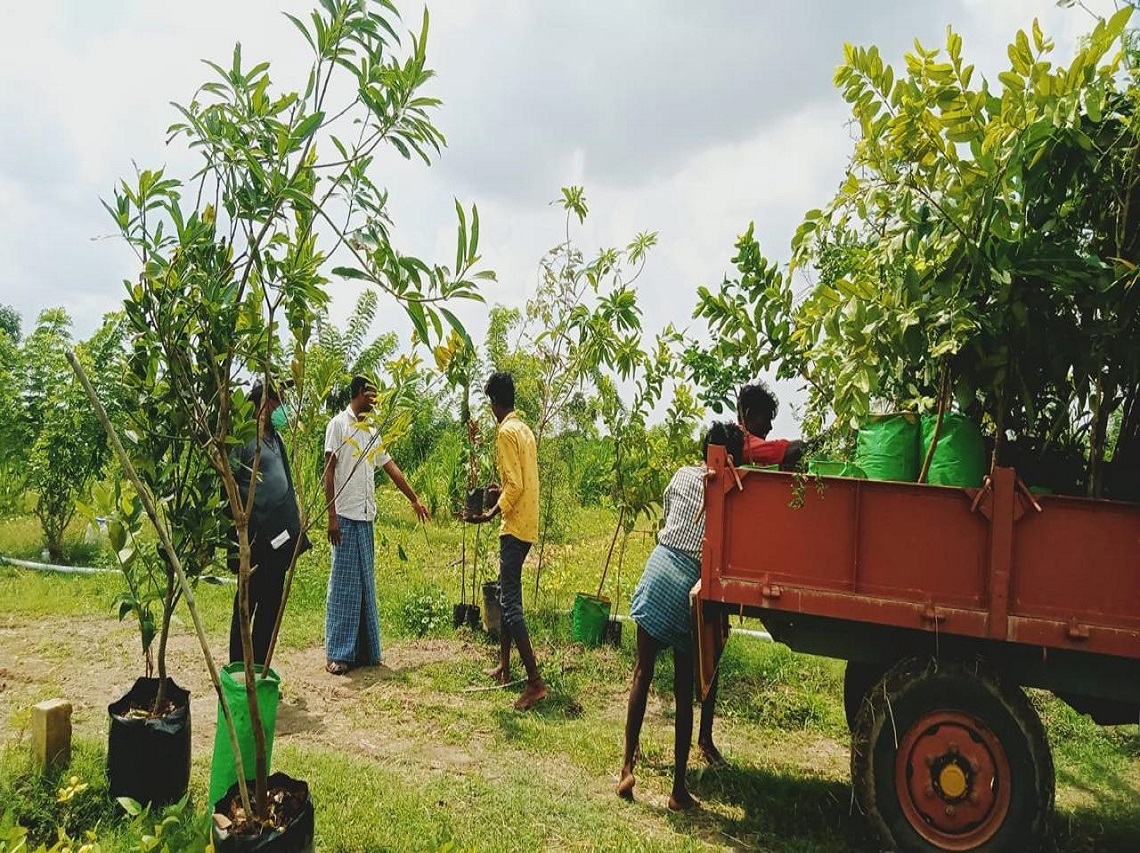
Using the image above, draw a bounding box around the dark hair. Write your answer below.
[484,371,515,409]
[702,421,745,465]
[249,380,281,408]
[737,380,778,425]
[350,375,376,400]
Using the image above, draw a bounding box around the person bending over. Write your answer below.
[617,421,744,811]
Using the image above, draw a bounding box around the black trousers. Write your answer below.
[498,534,532,641]
[229,547,288,665]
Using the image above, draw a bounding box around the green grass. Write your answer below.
[1,498,1138,852]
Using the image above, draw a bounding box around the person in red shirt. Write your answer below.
[737,381,806,469]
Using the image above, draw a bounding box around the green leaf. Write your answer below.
[117,797,144,817]
[454,199,467,274]
[332,266,372,282]
[292,111,325,145]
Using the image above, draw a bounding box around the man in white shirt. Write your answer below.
[323,375,429,675]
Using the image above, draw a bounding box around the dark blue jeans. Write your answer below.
[499,534,532,641]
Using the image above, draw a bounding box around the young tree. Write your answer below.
[0,306,25,516]
[94,0,493,829]
[693,10,1140,493]
[23,310,125,561]
[517,187,657,589]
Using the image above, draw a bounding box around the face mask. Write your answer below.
[271,407,288,430]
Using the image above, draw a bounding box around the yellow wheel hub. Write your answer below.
[939,763,968,799]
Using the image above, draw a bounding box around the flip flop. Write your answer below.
[326,661,349,676]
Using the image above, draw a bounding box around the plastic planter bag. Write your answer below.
[208,663,281,808]
[856,414,921,482]
[921,413,987,487]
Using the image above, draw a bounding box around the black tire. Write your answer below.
[851,658,1054,852]
[844,661,886,731]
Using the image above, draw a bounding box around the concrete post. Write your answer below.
[32,699,72,772]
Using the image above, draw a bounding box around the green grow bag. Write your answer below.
[208,663,281,808]
[921,413,987,487]
[856,414,921,482]
[807,459,866,478]
[571,593,611,647]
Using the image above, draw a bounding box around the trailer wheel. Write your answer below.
[844,661,886,731]
[851,659,1053,852]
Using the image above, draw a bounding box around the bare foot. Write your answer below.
[484,664,510,685]
[513,679,547,711]
[616,769,635,800]
[667,791,701,812]
[698,740,727,768]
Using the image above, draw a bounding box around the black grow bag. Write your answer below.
[107,677,191,807]
[212,773,315,853]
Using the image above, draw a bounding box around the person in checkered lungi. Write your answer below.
[322,375,429,675]
[617,421,744,812]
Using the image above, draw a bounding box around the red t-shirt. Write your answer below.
[743,433,789,465]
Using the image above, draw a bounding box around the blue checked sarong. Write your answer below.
[629,544,701,651]
[325,516,381,666]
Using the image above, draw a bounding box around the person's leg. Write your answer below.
[512,630,545,710]
[228,585,243,664]
[485,627,512,684]
[499,535,545,709]
[669,647,699,810]
[230,548,277,664]
[485,554,513,683]
[249,555,285,666]
[356,521,381,665]
[697,669,726,767]
[697,607,728,766]
[325,517,362,669]
[618,625,661,799]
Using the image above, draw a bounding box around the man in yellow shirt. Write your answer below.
[468,371,546,710]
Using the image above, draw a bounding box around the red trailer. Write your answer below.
[696,445,1140,852]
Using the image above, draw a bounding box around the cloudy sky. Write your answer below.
[0,0,1122,434]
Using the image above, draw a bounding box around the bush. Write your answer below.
[400,586,450,638]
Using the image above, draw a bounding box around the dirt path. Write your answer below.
[0,612,508,772]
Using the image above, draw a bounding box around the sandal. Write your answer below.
[326,661,349,676]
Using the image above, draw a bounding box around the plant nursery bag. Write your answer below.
[208,663,281,807]
[921,412,987,487]
[107,676,191,807]
[856,413,920,481]
[212,772,314,853]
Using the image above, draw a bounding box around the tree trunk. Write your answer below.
[152,572,175,715]
[596,506,625,599]
[918,360,951,484]
[1088,376,1107,498]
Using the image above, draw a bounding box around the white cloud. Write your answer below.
[0,0,1126,435]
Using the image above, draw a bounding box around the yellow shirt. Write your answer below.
[495,411,540,543]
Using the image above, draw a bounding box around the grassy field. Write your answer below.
[0,497,1138,852]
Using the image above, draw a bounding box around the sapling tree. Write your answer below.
[692,10,1140,494]
[594,329,700,602]
[95,0,493,829]
[519,187,656,590]
[0,311,22,516]
[24,310,126,561]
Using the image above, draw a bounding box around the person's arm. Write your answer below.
[782,439,806,468]
[323,450,341,545]
[382,458,430,522]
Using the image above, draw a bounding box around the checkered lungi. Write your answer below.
[629,543,701,651]
[325,516,381,666]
